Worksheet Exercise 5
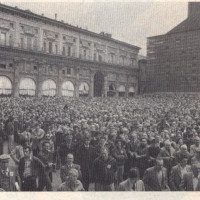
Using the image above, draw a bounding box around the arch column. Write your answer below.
[36,63,45,97]
[13,59,20,97]
[89,71,94,97]
[75,68,80,98]
[57,66,63,97]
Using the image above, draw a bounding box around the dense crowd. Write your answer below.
[1,94,200,191]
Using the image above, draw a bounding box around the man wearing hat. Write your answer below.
[0,154,20,191]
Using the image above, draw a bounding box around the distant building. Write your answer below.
[138,55,147,94]
[0,4,140,98]
[146,2,200,93]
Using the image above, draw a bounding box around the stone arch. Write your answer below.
[19,77,36,96]
[129,86,135,97]
[62,81,74,97]
[118,85,126,97]
[79,82,89,97]
[42,79,56,96]
[0,76,12,96]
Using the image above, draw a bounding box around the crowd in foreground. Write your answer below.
[1,94,200,191]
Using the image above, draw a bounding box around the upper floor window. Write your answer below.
[49,42,52,53]
[27,36,32,50]
[55,44,58,54]
[43,42,47,52]
[67,68,71,75]
[62,46,66,56]
[67,46,71,56]
[0,32,6,46]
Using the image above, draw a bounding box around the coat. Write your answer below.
[18,156,44,181]
[143,166,170,191]
[60,163,82,183]
[111,147,127,166]
[169,164,191,191]
[180,172,200,191]
[118,179,145,191]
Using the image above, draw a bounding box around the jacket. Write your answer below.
[93,156,117,185]
[143,166,170,191]
[169,164,191,191]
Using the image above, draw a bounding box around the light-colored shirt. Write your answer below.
[23,160,32,178]
[193,176,198,191]
[180,166,187,177]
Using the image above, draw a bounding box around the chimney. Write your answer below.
[188,2,200,18]
[55,13,57,20]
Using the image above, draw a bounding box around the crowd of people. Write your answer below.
[1,94,200,191]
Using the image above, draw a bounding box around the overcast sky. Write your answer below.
[1,1,188,55]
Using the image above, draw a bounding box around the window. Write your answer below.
[68,46,71,56]
[83,49,87,58]
[0,64,6,69]
[10,23,14,28]
[33,66,37,71]
[49,66,53,72]
[9,63,13,68]
[9,34,13,46]
[63,36,66,40]
[67,68,71,75]
[55,34,58,39]
[62,70,65,75]
[62,46,66,56]
[55,44,58,54]
[73,38,76,42]
[21,38,24,48]
[27,36,32,50]
[43,42,46,52]
[49,42,52,53]
[98,55,102,62]
[0,32,6,45]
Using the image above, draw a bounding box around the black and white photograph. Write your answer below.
[0,0,200,196]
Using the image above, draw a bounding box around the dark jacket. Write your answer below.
[111,147,127,166]
[143,166,170,191]
[169,164,191,191]
[93,156,117,185]
[18,156,45,181]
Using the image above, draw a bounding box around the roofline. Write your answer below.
[0,3,141,51]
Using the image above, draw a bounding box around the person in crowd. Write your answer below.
[112,139,127,187]
[76,136,97,191]
[0,122,5,155]
[135,138,148,178]
[60,153,82,183]
[143,158,170,191]
[0,154,20,191]
[18,146,44,191]
[118,167,145,191]
[6,117,15,152]
[32,123,45,157]
[180,162,200,191]
[57,168,84,191]
[158,140,175,178]
[18,125,32,147]
[40,132,54,153]
[93,148,117,191]
[190,136,200,156]
[37,141,56,191]
[169,154,191,191]
[59,134,75,165]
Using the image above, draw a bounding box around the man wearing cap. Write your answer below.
[0,154,20,191]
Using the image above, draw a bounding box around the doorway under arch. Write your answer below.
[94,72,104,97]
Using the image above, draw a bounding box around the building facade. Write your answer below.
[0,4,140,98]
[145,2,200,93]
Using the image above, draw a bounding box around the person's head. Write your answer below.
[128,168,140,183]
[43,141,51,152]
[101,148,109,161]
[130,133,137,141]
[165,140,171,150]
[191,163,200,177]
[180,144,188,153]
[179,154,188,168]
[115,140,122,149]
[99,136,106,146]
[68,168,78,183]
[177,138,183,145]
[141,138,147,147]
[45,133,51,140]
[155,135,160,143]
[0,155,10,170]
[66,135,73,143]
[84,137,90,146]
[23,146,31,159]
[66,154,74,165]
[155,158,164,171]
[25,125,30,132]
